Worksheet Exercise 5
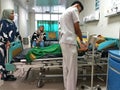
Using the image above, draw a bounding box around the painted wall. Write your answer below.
[0,0,14,17]
[1,0,14,10]
[28,13,35,36]
[18,7,28,37]
[82,0,120,38]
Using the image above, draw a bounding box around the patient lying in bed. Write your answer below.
[25,43,88,63]
[12,42,88,64]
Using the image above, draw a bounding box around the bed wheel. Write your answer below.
[96,85,101,90]
[97,87,101,90]
[81,85,85,89]
[37,72,45,88]
[37,79,44,88]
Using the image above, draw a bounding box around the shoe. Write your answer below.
[4,75,17,81]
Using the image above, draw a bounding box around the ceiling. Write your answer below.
[14,0,71,13]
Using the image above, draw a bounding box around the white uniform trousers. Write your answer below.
[60,43,78,90]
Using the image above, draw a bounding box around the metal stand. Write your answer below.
[80,35,102,90]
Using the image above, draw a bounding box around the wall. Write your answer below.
[0,0,14,16]
[1,0,14,10]
[28,13,35,36]
[13,0,29,37]
[82,0,120,38]
[18,6,28,37]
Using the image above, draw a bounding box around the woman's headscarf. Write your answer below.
[1,9,14,23]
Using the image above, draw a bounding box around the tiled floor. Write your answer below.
[0,68,64,90]
[0,76,64,90]
[0,80,107,90]
[0,80,64,90]
[0,68,107,90]
[0,79,106,90]
[0,44,107,90]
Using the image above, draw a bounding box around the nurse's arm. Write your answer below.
[74,22,83,42]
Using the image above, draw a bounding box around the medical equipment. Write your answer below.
[107,50,120,90]
[78,35,107,90]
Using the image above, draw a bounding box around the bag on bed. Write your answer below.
[13,48,30,62]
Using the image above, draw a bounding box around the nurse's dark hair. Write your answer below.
[71,1,84,11]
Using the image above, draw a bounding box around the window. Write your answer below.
[95,0,100,10]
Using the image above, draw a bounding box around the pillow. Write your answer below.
[97,40,117,51]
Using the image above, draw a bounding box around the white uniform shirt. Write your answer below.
[59,7,80,45]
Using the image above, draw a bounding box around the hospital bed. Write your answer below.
[7,34,107,89]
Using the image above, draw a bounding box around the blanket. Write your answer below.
[25,44,62,63]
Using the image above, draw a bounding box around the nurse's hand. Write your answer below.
[78,42,88,52]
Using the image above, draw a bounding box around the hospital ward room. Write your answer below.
[0,0,120,90]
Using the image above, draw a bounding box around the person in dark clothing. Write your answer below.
[0,9,22,81]
[31,25,46,47]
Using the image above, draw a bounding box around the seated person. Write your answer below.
[31,25,46,47]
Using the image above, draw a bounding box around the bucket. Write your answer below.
[23,37,29,45]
